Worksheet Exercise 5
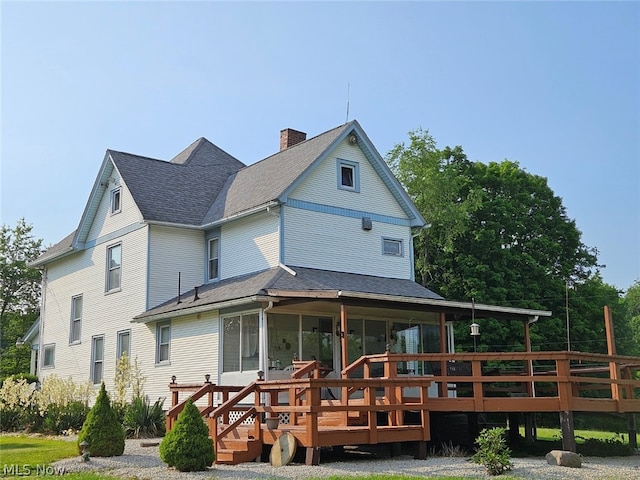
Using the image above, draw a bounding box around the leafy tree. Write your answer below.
[621,281,640,357]
[77,382,125,457]
[387,131,606,353]
[0,219,43,377]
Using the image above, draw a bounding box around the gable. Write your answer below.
[288,136,408,219]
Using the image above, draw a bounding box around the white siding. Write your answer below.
[40,227,150,395]
[141,312,219,401]
[289,138,407,218]
[148,225,204,309]
[283,207,412,279]
[220,211,280,279]
[86,171,143,242]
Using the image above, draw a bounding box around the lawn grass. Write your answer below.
[521,426,640,444]
[0,435,78,468]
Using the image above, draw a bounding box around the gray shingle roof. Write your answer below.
[109,139,244,225]
[135,265,443,320]
[30,230,76,266]
[202,122,353,223]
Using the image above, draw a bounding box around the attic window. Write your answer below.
[111,188,122,214]
[382,237,403,257]
[337,159,360,192]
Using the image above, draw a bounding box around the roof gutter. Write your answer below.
[336,290,552,318]
[200,201,281,230]
[29,247,75,268]
[132,295,277,324]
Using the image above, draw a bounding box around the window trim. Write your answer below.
[116,329,131,360]
[42,344,55,368]
[110,187,122,215]
[106,243,122,293]
[69,294,83,344]
[337,159,360,192]
[156,321,171,365]
[382,237,404,257]
[207,237,220,281]
[90,335,104,384]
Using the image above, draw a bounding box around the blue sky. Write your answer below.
[2,1,638,291]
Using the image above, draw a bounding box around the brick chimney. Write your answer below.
[279,128,307,151]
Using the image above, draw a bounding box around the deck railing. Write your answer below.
[167,351,640,455]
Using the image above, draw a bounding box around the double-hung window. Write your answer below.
[70,295,82,344]
[117,330,130,360]
[208,238,219,281]
[42,344,55,368]
[106,244,122,292]
[156,322,170,364]
[91,335,104,384]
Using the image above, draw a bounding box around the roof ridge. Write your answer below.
[107,149,167,163]
[242,121,354,170]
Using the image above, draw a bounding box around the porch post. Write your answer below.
[340,303,348,378]
[604,306,620,401]
[523,319,535,442]
[438,312,447,397]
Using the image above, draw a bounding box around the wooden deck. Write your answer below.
[166,351,640,465]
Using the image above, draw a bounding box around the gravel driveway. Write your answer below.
[53,438,640,480]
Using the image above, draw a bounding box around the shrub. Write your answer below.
[43,401,89,435]
[77,382,125,457]
[472,427,513,476]
[0,377,36,431]
[578,435,631,456]
[124,395,165,438]
[159,398,213,471]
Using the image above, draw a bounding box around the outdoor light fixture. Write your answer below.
[470,323,480,352]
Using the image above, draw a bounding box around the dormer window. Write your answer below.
[337,159,360,192]
[111,188,122,214]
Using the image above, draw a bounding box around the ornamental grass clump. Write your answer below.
[77,382,125,457]
[472,427,513,476]
[160,398,214,471]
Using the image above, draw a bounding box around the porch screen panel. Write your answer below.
[241,313,259,371]
[222,316,240,372]
[364,320,386,377]
[421,323,440,374]
[268,313,299,369]
[301,316,333,367]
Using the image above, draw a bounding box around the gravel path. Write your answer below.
[53,438,640,480]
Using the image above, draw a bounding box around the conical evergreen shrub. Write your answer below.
[160,398,214,471]
[77,382,125,456]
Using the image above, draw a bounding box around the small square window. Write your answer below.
[43,344,55,368]
[382,238,403,257]
[111,188,122,214]
[337,159,360,192]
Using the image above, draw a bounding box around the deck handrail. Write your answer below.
[210,382,261,449]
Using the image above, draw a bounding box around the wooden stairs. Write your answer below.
[214,426,262,464]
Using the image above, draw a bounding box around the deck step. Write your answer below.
[215,439,262,465]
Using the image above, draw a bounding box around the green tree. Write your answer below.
[387,131,605,352]
[77,382,125,457]
[160,398,214,471]
[622,281,640,357]
[0,219,43,377]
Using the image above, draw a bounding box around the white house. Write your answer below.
[31,121,549,401]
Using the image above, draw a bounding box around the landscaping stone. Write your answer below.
[545,450,582,468]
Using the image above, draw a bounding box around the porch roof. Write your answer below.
[133,265,551,323]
